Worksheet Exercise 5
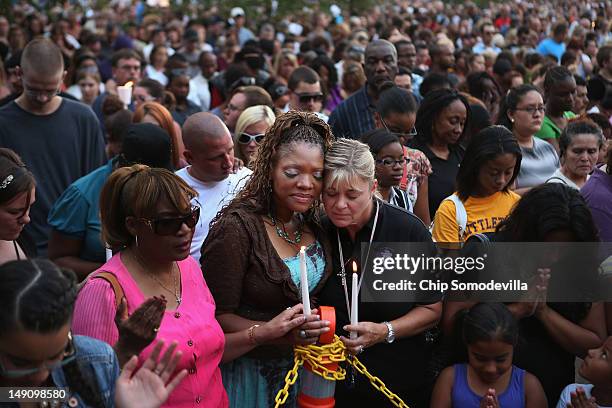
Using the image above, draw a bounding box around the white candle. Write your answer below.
[105,247,113,261]
[350,261,358,339]
[300,246,311,316]
[117,81,133,108]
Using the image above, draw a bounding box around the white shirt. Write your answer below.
[557,384,612,408]
[188,73,215,111]
[145,65,168,86]
[176,166,252,262]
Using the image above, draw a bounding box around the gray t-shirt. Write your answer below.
[0,98,106,254]
[516,137,560,188]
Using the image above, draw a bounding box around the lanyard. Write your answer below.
[337,200,380,321]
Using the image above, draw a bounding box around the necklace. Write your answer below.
[131,250,181,306]
[269,213,303,246]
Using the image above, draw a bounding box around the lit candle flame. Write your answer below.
[124,81,134,88]
[352,260,357,273]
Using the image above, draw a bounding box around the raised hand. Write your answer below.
[114,296,166,365]
[115,340,187,408]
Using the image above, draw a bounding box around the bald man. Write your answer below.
[0,39,105,255]
[176,112,252,261]
[329,39,398,139]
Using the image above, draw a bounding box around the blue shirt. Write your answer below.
[537,38,566,62]
[52,336,119,408]
[328,86,376,139]
[0,336,119,408]
[48,159,115,263]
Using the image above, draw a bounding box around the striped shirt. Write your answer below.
[329,86,376,139]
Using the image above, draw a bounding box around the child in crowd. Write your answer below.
[431,302,547,407]
[557,336,612,408]
[432,125,521,244]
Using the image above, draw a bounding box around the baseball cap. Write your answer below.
[230,7,245,18]
[121,123,174,170]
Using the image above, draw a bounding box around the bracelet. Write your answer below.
[248,324,260,346]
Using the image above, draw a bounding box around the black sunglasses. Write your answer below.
[143,207,200,236]
[296,92,324,103]
[238,132,265,144]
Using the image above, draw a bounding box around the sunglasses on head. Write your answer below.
[142,206,200,236]
[296,92,324,104]
[238,132,265,144]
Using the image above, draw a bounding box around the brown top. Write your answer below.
[200,206,334,357]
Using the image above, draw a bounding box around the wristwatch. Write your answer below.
[382,321,395,343]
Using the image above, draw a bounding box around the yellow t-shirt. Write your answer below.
[432,191,520,243]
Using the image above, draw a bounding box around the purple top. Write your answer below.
[582,168,612,242]
[451,363,525,408]
[325,84,344,113]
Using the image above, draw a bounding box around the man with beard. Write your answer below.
[329,40,398,139]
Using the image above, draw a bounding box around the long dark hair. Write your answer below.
[456,125,522,201]
[0,260,104,408]
[414,89,471,145]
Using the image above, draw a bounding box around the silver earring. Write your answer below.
[135,235,139,247]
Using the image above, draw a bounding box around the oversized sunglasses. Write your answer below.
[0,332,76,378]
[238,132,265,144]
[142,207,200,236]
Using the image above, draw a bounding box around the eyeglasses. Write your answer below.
[0,332,76,378]
[142,206,200,236]
[296,92,324,104]
[514,106,546,115]
[375,157,410,167]
[22,83,59,100]
[238,132,265,144]
[380,116,418,139]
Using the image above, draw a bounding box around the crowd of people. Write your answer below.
[1,0,612,407]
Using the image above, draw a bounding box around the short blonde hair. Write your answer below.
[324,138,375,190]
[233,105,276,162]
[100,165,197,250]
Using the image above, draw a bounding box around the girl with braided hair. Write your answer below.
[0,259,186,408]
[201,111,335,407]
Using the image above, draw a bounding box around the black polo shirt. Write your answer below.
[409,139,464,218]
[318,200,441,407]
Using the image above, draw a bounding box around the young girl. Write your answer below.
[361,129,414,212]
[431,303,547,408]
[432,125,521,244]
[556,336,612,408]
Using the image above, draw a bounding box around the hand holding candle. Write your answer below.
[350,261,358,339]
[299,246,311,316]
[117,81,133,108]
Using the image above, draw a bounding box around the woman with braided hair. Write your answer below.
[201,110,335,407]
[0,259,186,408]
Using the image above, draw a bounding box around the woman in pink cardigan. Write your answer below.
[73,165,314,408]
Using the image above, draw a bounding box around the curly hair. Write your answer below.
[212,111,334,225]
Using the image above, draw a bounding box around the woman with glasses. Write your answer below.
[0,148,36,265]
[498,85,560,194]
[409,89,471,218]
[201,111,335,407]
[546,120,602,190]
[374,86,432,225]
[233,105,275,168]
[74,165,305,407]
[1,258,193,408]
[72,164,230,406]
